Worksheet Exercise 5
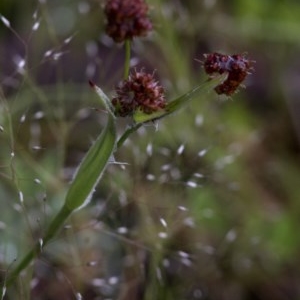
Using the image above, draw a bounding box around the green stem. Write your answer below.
[2,205,72,291]
[2,248,36,291]
[42,204,72,245]
[123,39,131,79]
[117,123,142,149]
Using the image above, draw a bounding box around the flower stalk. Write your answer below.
[124,39,131,79]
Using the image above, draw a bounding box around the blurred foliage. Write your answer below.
[1,0,300,299]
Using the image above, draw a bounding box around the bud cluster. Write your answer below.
[203,53,253,96]
[111,70,166,117]
[104,0,153,43]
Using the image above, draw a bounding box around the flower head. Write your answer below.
[203,52,253,96]
[111,70,166,117]
[104,0,153,43]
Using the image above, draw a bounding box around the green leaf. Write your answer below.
[89,80,115,116]
[65,84,117,211]
[133,74,227,124]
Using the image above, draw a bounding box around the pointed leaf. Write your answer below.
[133,74,226,124]
[65,113,116,211]
[89,81,115,115]
[65,82,117,211]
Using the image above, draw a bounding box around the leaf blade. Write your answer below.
[64,84,117,211]
[133,75,226,124]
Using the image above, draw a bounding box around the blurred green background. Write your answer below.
[1,0,300,299]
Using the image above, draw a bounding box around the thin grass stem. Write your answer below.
[123,39,131,79]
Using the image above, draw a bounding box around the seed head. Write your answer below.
[111,70,166,117]
[104,0,153,43]
[203,52,253,96]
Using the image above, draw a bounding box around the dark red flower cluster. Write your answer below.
[203,53,253,96]
[111,70,166,117]
[104,0,153,43]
